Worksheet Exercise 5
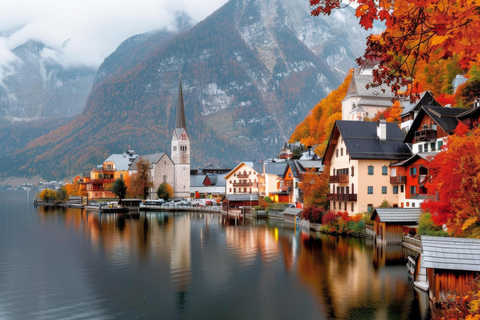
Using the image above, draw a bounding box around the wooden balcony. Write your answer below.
[390,175,406,184]
[237,173,249,178]
[414,128,436,142]
[233,182,253,187]
[327,193,357,201]
[329,174,349,183]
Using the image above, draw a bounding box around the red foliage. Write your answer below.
[302,207,325,224]
[322,212,337,225]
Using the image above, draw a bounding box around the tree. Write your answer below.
[310,0,480,100]
[112,178,128,199]
[157,183,173,201]
[129,158,152,199]
[298,167,330,208]
[37,189,57,202]
[422,122,480,237]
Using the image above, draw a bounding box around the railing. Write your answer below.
[329,175,349,183]
[390,175,406,184]
[403,235,422,248]
[237,173,249,178]
[410,194,434,200]
[414,128,436,142]
[327,193,357,201]
[233,182,253,187]
[90,179,115,184]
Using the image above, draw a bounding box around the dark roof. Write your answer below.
[421,236,480,272]
[325,121,411,162]
[200,163,232,171]
[265,162,288,176]
[390,152,436,167]
[404,106,469,143]
[371,208,422,223]
[400,91,439,117]
[457,106,480,119]
[176,77,187,131]
[130,153,170,170]
[288,160,300,178]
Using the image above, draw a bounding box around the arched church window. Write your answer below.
[163,175,167,183]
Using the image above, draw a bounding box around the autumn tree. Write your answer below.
[157,183,173,201]
[298,167,330,208]
[112,178,128,199]
[422,122,480,237]
[310,0,480,101]
[37,189,57,202]
[129,158,152,200]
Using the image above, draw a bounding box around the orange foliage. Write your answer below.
[290,71,352,150]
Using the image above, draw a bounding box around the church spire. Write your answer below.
[176,75,187,130]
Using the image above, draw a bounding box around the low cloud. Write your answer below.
[0,0,228,73]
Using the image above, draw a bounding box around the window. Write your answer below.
[351,166,354,177]
[336,149,339,157]
[393,186,398,194]
[341,148,343,156]
[382,166,388,175]
[438,140,444,149]
[430,142,436,151]
[368,166,374,175]
[410,167,417,176]
[234,188,236,193]
[406,202,410,207]
[410,186,417,195]
[382,186,387,194]
[120,174,123,179]
[339,202,342,210]
[424,143,428,152]
[367,186,373,194]
[163,175,167,183]
[367,204,373,212]
[401,185,404,193]
[418,145,423,152]
[333,202,336,209]
[351,203,354,212]
[344,202,347,210]
[229,188,231,192]
[412,202,416,207]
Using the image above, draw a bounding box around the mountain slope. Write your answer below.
[1,0,374,180]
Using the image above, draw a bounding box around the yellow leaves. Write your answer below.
[470,297,480,313]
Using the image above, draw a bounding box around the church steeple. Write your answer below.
[176,75,187,132]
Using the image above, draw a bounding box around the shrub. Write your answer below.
[322,212,337,225]
[263,196,273,203]
[433,277,480,320]
[267,202,288,212]
[302,207,324,224]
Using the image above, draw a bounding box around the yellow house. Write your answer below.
[323,120,411,215]
[85,151,138,199]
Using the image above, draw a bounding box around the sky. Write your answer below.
[0,0,228,75]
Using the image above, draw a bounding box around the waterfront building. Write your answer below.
[371,208,422,244]
[190,173,227,198]
[323,120,411,215]
[224,161,263,195]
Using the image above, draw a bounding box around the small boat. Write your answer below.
[406,256,416,277]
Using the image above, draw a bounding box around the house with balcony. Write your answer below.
[323,120,412,215]
[390,153,437,208]
[400,91,439,134]
[84,150,138,199]
[224,161,264,195]
[404,105,469,154]
[264,161,288,202]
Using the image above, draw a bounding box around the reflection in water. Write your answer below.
[1,191,429,320]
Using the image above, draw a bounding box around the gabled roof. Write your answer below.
[284,208,302,216]
[371,208,422,223]
[421,236,480,272]
[223,161,263,179]
[130,153,171,170]
[390,152,436,167]
[344,72,396,100]
[404,106,469,143]
[400,91,439,117]
[323,120,411,164]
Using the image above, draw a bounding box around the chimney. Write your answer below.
[377,119,387,140]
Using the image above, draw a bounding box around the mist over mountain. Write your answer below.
[0,0,376,180]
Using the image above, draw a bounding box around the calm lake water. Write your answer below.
[0,190,430,319]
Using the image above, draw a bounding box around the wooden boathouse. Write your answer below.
[414,236,480,303]
[371,208,422,244]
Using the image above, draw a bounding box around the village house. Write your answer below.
[264,161,288,203]
[323,120,412,215]
[83,150,138,199]
[371,208,422,244]
[399,91,440,134]
[190,173,227,198]
[224,161,263,196]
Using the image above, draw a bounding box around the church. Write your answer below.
[129,76,191,199]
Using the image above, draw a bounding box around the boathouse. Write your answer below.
[283,208,302,224]
[221,194,259,210]
[371,208,422,244]
[415,236,480,303]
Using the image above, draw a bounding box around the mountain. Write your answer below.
[0,0,376,180]
[0,40,96,119]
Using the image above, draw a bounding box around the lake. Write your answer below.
[0,190,429,319]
